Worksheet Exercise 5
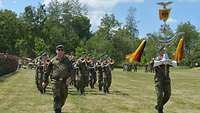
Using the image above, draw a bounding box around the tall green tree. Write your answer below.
[99,14,120,40]
[125,7,139,38]
[176,22,200,67]
[111,28,136,64]
[0,10,21,54]
[71,15,91,40]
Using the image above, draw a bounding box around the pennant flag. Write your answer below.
[174,38,184,63]
[126,40,146,63]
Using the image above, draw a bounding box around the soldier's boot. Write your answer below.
[55,108,61,113]
[103,86,107,94]
[106,87,109,94]
[99,85,102,91]
[155,105,163,113]
[80,88,85,96]
[157,109,163,113]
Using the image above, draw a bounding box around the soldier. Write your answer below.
[150,58,155,73]
[88,58,97,89]
[35,53,49,94]
[133,64,137,72]
[102,60,112,94]
[44,45,72,113]
[35,56,45,94]
[154,48,171,113]
[74,54,89,95]
[145,63,148,72]
[96,60,103,91]
[108,58,115,70]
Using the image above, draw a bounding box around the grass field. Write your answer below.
[0,68,200,113]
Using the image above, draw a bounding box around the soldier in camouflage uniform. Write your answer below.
[96,60,103,91]
[133,64,137,72]
[35,56,44,94]
[87,58,97,89]
[35,53,49,94]
[44,45,72,113]
[102,60,112,94]
[154,48,171,113]
[74,55,89,95]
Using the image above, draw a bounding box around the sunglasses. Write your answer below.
[57,48,64,51]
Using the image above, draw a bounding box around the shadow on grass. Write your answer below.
[110,90,129,96]
[0,71,18,82]
[42,85,129,96]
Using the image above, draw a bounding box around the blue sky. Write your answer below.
[0,0,199,37]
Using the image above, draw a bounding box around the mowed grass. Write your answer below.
[0,68,200,113]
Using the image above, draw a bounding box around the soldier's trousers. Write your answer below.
[89,71,97,88]
[98,73,103,90]
[103,72,112,93]
[79,74,88,94]
[154,77,171,110]
[51,79,68,111]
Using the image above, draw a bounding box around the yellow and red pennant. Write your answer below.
[174,38,184,63]
[126,40,146,63]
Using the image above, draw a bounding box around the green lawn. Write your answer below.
[0,68,200,113]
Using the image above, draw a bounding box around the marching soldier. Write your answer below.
[154,48,171,113]
[88,58,97,89]
[35,52,49,94]
[96,60,103,91]
[74,54,89,95]
[102,60,112,94]
[44,45,72,113]
[133,64,137,72]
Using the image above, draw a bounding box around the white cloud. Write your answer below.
[166,17,177,24]
[42,0,66,6]
[177,0,200,2]
[42,0,144,31]
[79,0,144,30]
[80,0,143,10]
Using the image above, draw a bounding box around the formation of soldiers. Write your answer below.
[34,45,114,113]
[145,58,155,73]
[123,63,137,72]
[34,45,172,113]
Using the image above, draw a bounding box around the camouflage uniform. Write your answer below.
[35,59,44,94]
[102,61,112,94]
[133,64,137,72]
[75,58,89,95]
[35,54,49,94]
[45,56,72,113]
[96,61,103,91]
[154,61,171,113]
[88,60,97,89]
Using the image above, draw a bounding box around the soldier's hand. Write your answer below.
[42,82,46,88]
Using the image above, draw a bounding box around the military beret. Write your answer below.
[56,45,64,49]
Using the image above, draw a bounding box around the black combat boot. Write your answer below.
[155,105,163,113]
[55,108,61,113]
[157,109,163,113]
